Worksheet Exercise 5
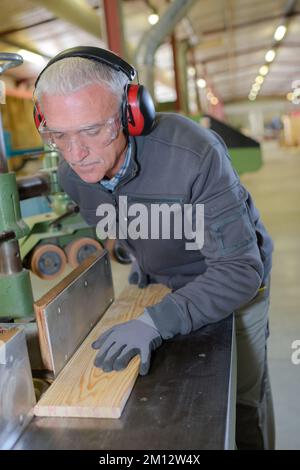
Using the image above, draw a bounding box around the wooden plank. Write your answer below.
[34,284,170,419]
[34,305,53,371]
[0,326,20,344]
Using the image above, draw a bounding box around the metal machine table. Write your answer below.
[14,315,236,450]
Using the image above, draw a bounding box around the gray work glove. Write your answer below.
[128,259,149,288]
[92,318,162,375]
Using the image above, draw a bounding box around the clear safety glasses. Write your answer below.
[38,111,122,152]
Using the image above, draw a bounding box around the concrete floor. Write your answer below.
[27,140,300,449]
[241,142,300,450]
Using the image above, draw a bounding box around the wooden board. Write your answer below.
[34,283,170,419]
[0,326,20,344]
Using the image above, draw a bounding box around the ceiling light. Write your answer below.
[248,94,256,101]
[286,92,294,101]
[252,83,261,92]
[148,13,159,25]
[211,97,219,105]
[265,49,276,63]
[255,75,264,84]
[259,65,269,76]
[197,78,206,88]
[274,25,287,41]
[292,88,300,104]
[188,67,196,77]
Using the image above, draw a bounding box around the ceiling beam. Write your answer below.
[0,38,52,59]
[200,11,300,36]
[30,0,102,38]
[199,42,300,64]
[207,60,300,76]
[0,18,57,37]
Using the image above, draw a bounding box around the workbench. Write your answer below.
[13,315,236,450]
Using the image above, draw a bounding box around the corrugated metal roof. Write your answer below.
[0,0,299,103]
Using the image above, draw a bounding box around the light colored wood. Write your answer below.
[34,283,170,418]
[0,327,20,344]
[34,303,53,371]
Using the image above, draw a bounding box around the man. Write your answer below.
[34,47,274,449]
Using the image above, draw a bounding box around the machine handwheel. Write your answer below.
[30,244,67,280]
[65,237,103,268]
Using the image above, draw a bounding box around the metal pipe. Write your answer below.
[0,112,8,174]
[0,231,15,243]
[0,53,23,74]
[134,0,197,96]
[102,0,126,57]
[0,239,23,275]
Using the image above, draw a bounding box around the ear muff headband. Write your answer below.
[34,46,155,136]
[34,46,136,88]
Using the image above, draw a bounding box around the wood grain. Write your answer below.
[34,283,170,419]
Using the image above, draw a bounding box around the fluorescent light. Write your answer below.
[148,13,159,25]
[18,49,46,66]
[259,65,269,76]
[265,49,276,63]
[255,75,264,84]
[248,94,256,101]
[197,78,206,88]
[274,25,287,41]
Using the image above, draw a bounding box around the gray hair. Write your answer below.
[34,57,129,107]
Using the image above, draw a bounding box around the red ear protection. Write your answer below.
[33,46,156,136]
[125,84,155,136]
[33,101,45,130]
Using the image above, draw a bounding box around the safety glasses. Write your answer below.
[38,111,122,152]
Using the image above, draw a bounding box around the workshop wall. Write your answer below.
[1,95,41,150]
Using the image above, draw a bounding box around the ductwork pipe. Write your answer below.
[134,0,197,96]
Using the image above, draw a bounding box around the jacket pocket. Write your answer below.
[204,182,256,256]
[126,194,186,204]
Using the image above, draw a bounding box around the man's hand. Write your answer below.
[92,319,162,375]
[128,259,149,288]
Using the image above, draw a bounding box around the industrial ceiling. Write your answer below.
[0,0,299,105]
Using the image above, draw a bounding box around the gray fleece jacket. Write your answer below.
[58,113,273,340]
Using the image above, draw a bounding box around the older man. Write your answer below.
[34,46,274,449]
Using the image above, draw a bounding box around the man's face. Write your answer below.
[41,83,127,183]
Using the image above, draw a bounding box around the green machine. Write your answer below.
[0,53,34,319]
[196,114,262,175]
[18,151,102,280]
